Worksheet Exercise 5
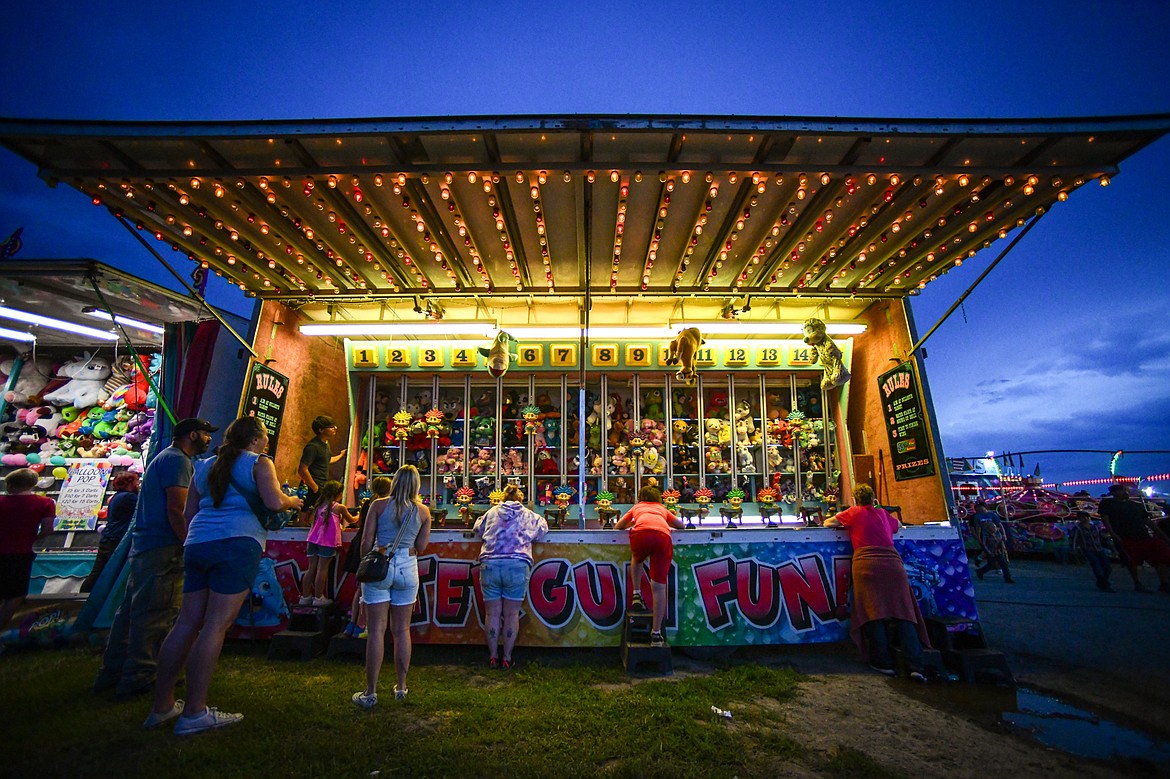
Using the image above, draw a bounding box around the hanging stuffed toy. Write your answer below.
[479,331,517,378]
[666,327,704,385]
[802,318,851,390]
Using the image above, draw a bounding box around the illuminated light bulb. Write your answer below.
[1023,185,1034,195]
[374,174,383,187]
[213,183,226,198]
[757,182,766,194]
[178,194,190,205]
[1099,175,1111,186]
[727,172,738,184]
[610,170,620,183]
[396,173,406,186]
[586,171,596,183]
[682,171,691,184]
[958,175,969,187]
[709,186,718,198]
[1057,191,1069,202]
[467,171,477,184]
[796,188,806,200]
[665,179,674,192]
[189,178,201,189]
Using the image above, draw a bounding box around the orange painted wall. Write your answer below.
[844,299,949,524]
[251,301,352,484]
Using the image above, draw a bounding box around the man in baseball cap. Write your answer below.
[172,418,218,439]
[95,416,217,699]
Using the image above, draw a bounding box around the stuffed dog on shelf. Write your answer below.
[666,327,703,385]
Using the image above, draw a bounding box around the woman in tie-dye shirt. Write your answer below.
[473,484,548,669]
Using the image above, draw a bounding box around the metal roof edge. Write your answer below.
[1,112,1169,139]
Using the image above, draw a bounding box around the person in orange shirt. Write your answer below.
[615,485,685,647]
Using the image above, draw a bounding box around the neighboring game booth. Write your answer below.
[3,114,1166,646]
[0,261,252,644]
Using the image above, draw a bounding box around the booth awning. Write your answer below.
[3,114,1167,331]
[0,260,216,347]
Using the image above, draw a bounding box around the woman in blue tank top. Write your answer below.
[146,416,302,735]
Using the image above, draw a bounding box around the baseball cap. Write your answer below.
[1108,483,1128,496]
[312,415,337,433]
[173,418,219,438]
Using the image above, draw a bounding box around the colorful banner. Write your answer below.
[240,530,978,647]
[53,463,111,531]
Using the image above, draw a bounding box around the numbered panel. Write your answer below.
[385,346,411,368]
[517,344,544,367]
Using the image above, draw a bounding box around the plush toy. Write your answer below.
[641,388,664,420]
[101,355,135,404]
[502,448,525,475]
[585,393,603,426]
[733,399,756,436]
[479,331,517,379]
[1,355,56,405]
[536,448,559,476]
[43,353,113,408]
[643,446,665,474]
[736,442,756,473]
[706,389,729,419]
[704,417,731,446]
[666,327,704,384]
[119,356,154,411]
[610,444,629,475]
[802,318,851,390]
[544,418,561,449]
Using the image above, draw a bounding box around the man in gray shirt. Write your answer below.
[93,418,215,699]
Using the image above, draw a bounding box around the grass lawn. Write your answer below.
[0,641,899,778]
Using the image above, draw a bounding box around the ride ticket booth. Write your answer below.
[5,113,1164,646]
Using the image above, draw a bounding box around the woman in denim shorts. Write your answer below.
[352,465,432,708]
[473,484,548,669]
[146,416,302,735]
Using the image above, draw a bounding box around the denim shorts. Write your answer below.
[306,542,337,559]
[481,557,531,602]
[184,537,262,595]
[360,549,419,607]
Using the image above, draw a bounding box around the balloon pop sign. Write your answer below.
[53,462,112,531]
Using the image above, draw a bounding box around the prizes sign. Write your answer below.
[241,361,289,456]
[878,361,936,481]
[54,463,112,531]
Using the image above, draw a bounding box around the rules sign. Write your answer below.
[878,361,935,481]
[241,361,289,457]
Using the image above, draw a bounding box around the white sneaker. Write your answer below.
[142,699,184,729]
[297,596,313,606]
[312,597,333,607]
[173,706,243,735]
[352,690,377,709]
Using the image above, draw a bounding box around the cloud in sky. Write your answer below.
[925,308,1170,479]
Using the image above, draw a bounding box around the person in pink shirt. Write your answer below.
[616,485,685,647]
[300,480,358,607]
[825,483,930,681]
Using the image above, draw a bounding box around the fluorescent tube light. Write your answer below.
[299,321,499,337]
[0,305,119,341]
[0,326,36,343]
[82,308,166,335]
[671,321,866,335]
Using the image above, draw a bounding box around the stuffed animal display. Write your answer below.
[1,350,161,474]
[802,318,851,390]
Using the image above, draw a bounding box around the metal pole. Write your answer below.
[113,215,258,358]
[908,211,1046,358]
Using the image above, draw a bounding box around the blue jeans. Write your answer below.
[864,618,923,673]
[1084,550,1112,587]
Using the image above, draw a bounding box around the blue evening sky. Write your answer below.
[1,1,1168,485]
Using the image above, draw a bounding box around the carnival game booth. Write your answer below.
[0,261,251,608]
[4,114,1167,647]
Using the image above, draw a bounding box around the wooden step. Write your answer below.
[622,641,673,675]
[268,629,329,661]
[326,632,367,661]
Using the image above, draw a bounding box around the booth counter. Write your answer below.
[255,524,974,648]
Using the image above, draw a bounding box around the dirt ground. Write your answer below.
[689,558,1170,778]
